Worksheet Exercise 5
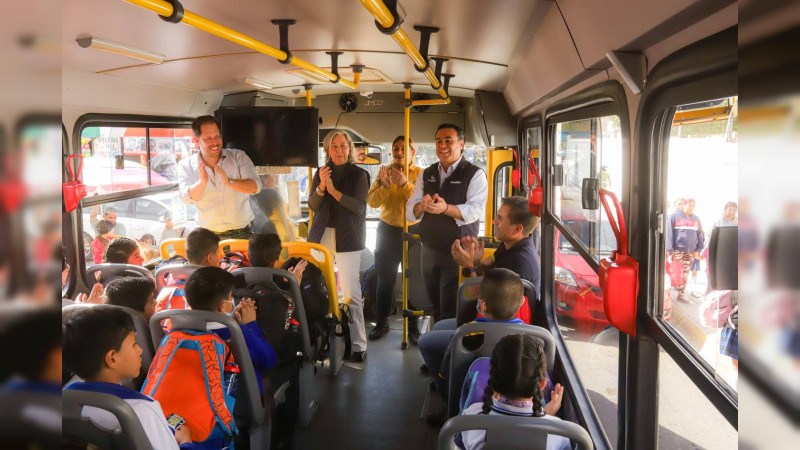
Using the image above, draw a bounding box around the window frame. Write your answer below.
[540,81,631,450]
[632,26,738,446]
[71,113,193,285]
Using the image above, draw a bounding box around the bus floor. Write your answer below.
[293,318,441,449]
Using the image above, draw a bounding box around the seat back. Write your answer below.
[231,267,313,363]
[455,277,538,326]
[62,389,153,450]
[62,303,154,390]
[160,238,187,259]
[437,415,593,450]
[86,263,153,286]
[219,238,250,258]
[148,309,269,450]
[154,263,204,290]
[282,242,340,320]
[448,322,555,418]
[0,390,61,447]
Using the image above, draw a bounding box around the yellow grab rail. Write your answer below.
[359,0,450,103]
[122,0,360,89]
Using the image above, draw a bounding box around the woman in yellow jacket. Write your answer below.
[367,136,422,343]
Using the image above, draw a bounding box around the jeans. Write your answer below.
[418,329,456,399]
[375,221,418,321]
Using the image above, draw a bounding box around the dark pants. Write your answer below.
[375,221,418,320]
[215,224,253,240]
[422,245,460,321]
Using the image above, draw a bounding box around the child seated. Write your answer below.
[62,307,192,449]
[184,266,278,394]
[459,334,567,450]
[104,277,157,322]
[103,237,145,266]
[155,227,221,315]
[248,233,307,283]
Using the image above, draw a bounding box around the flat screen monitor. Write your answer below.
[216,106,319,167]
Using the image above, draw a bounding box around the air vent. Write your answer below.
[287,66,393,84]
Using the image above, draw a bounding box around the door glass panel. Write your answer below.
[662,97,739,392]
[552,116,623,259]
[658,349,738,449]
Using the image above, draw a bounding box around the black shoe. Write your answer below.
[408,318,421,346]
[368,319,390,341]
[350,350,366,363]
[420,363,430,375]
[425,407,448,427]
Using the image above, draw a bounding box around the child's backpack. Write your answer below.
[220,251,250,272]
[281,257,329,357]
[155,280,189,313]
[233,280,301,365]
[360,264,378,322]
[459,357,554,415]
[141,329,238,445]
[154,254,187,272]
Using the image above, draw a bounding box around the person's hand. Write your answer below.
[318,166,332,192]
[457,236,483,267]
[543,383,564,416]
[76,283,104,304]
[377,166,392,188]
[389,168,407,187]
[692,251,700,260]
[197,159,209,183]
[234,298,257,324]
[288,259,308,284]
[424,194,448,214]
[214,165,230,186]
[174,424,192,445]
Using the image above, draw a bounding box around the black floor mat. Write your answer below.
[292,318,441,450]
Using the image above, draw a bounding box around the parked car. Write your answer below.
[82,157,172,195]
[82,191,197,264]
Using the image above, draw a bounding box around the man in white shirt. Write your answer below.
[178,116,262,239]
[406,124,488,321]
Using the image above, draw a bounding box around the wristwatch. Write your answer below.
[461,266,477,278]
[317,187,325,195]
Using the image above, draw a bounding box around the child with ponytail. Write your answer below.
[459,334,568,450]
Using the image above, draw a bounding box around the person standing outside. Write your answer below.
[666,198,703,302]
[178,116,262,239]
[367,136,422,342]
[406,124,488,322]
[89,205,127,237]
[308,130,370,362]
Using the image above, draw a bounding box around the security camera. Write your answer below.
[360,90,374,99]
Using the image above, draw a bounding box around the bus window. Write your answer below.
[79,126,190,194]
[550,114,624,447]
[662,97,739,392]
[657,348,738,448]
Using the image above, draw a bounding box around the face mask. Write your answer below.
[476,299,483,316]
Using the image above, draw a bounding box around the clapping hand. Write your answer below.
[288,259,308,284]
[76,282,104,304]
[378,166,392,188]
[234,298,257,324]
[451,236,483,268]
[388,168,407,187]
[318,166,332,192]
[423,194,448,214]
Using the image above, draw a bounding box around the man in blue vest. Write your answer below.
[407,124,488,323]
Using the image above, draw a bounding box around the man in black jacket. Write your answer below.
[406,124,488,322]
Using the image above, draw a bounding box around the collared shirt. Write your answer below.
[367,163,422,227]
[178,149,262,232]
[405,156,488,225]
[492,235,541,299]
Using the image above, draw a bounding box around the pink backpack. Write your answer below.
[699,290,736,328]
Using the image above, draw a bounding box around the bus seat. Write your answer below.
[282,241,344,376]
[159,238,187,260]
[154,263,205,291]
[219,238,249,259]
[232,267,319,425]
[447,322,555,419]
[455,277,538,327]
[148,309,270,450]
[86,263,153,286]
[437,415,593,450]
[63,303,155,391]
[63,389,153,450]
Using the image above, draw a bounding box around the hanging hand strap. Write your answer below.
[66,155,84,182]
[598,188,627,256]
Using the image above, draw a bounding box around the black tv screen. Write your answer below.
[216,106,319,167]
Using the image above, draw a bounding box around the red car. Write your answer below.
[554,219,672,337]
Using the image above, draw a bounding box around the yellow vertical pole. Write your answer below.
[402,84,411,349]
[306,86,314,230]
